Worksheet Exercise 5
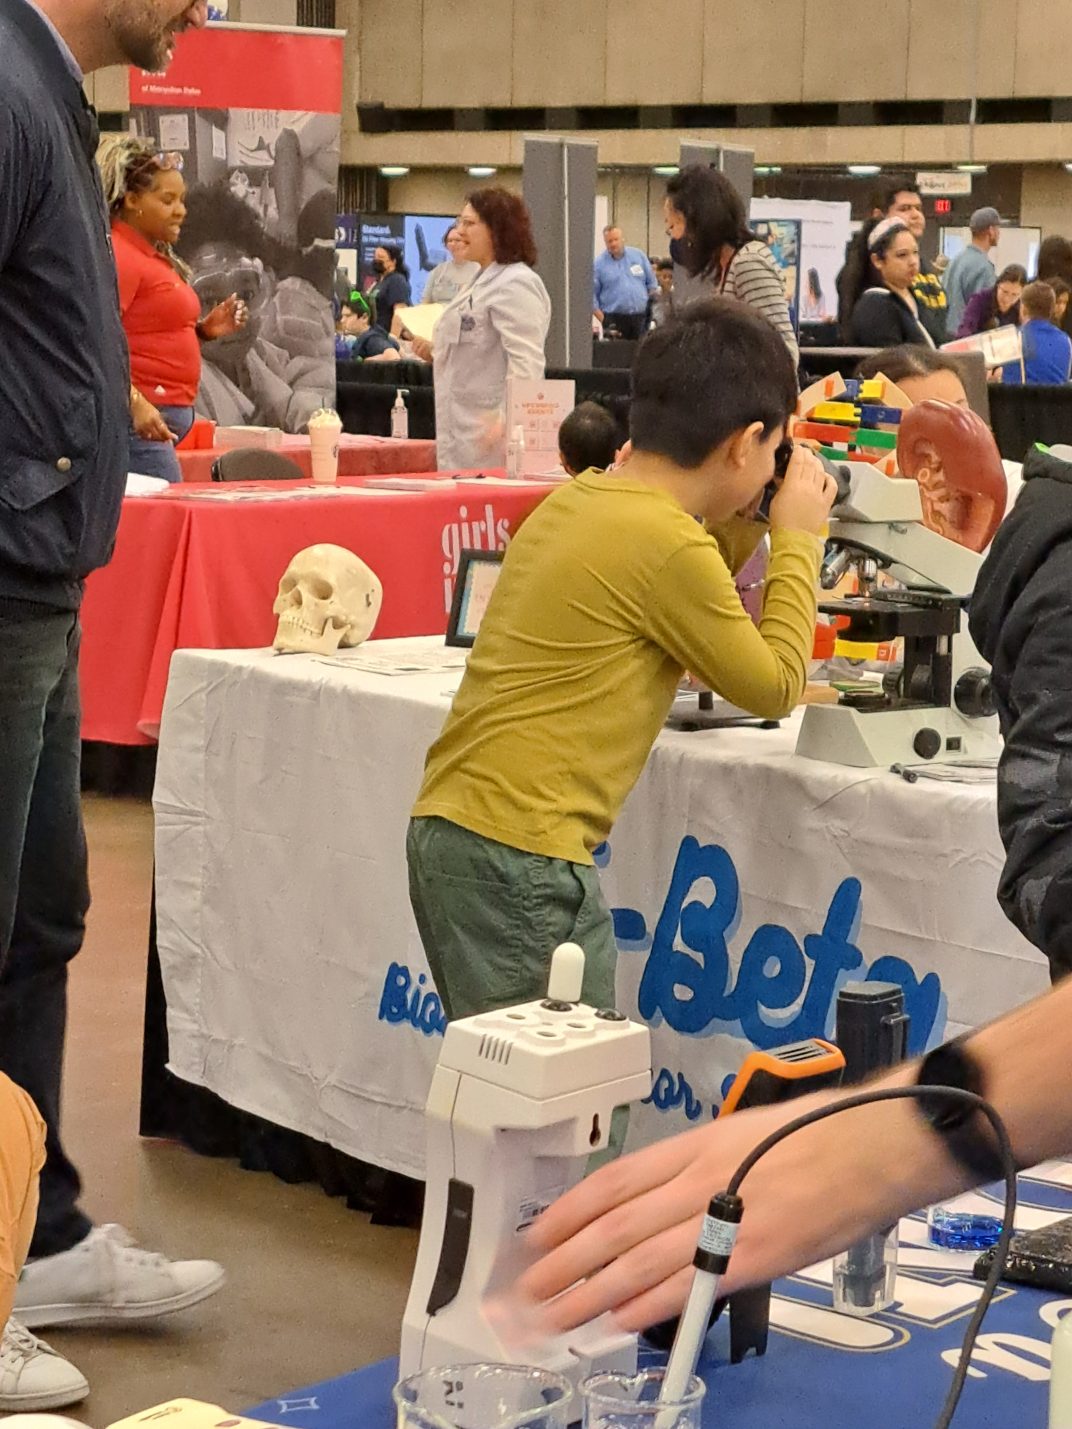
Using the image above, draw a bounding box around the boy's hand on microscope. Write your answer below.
[769,444,838,536]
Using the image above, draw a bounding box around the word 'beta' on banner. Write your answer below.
[130,24,344,433]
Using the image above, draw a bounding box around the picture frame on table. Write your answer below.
[445,549,505,648]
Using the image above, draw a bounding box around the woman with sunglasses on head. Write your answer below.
[97,136,249,483]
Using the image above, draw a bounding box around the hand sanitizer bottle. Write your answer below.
[391,390,409,439]
[506,424,525,479]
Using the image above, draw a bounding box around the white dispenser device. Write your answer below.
[400,943,652,1406]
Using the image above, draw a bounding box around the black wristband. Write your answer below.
[916,1037,1007,1183]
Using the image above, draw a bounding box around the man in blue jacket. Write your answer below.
[0,0,224,1410]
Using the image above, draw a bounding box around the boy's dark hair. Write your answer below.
[630,298,797,467]
[558,401,621,474]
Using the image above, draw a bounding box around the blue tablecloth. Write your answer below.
[247,1174,1070,1428]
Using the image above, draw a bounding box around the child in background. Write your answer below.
[334,294,401,363]
[557,400,622,475]
[407,298,837,1022]
[1003,281,1072,386]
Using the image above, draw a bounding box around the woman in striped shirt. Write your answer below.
[663,165,798,363]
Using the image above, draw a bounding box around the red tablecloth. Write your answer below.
[80,476,552,745]
[176,435,436,483]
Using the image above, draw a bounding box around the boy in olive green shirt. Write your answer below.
[408,298,837,1022]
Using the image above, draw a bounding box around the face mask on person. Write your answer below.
[372,259,387,275]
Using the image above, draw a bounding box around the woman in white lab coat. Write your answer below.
[414,189,551,469]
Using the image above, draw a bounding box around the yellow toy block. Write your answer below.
[794,373,843,416]
[859,378,885,401]
[859,372,914,411]
[812,401,859,423]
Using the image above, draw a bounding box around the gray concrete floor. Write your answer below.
[39,794,418,1427]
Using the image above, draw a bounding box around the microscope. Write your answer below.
[795,458,1001,769]
[399,944,652,1407]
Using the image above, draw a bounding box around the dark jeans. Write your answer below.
[0,605,92,1257]
[600,311,647,340]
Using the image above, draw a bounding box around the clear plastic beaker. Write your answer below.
[393,1362,573,1429]
[581,1368,704,1429]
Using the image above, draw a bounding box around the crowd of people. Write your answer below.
[331,166,1072,469]
[579,171,1072,392]
[833,178,1072,385]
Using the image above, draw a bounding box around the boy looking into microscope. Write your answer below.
[408,298,837,1020]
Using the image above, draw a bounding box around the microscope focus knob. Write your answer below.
[954,667,996,720]
[913,727,942,761]
[882,664,904,700]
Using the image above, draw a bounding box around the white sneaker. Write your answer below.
[0,1317,89,1410]
[15,1224,225,1329]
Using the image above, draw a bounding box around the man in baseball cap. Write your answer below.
[943,205,1003,336]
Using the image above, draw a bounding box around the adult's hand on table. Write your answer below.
[410,336,434,363]
[132,394,175,443]
[769,443,837,535]
[509,1071,944,1340]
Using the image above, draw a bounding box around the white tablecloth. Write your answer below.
[153,642,1047,1180]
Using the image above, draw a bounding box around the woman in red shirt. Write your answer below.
[97,137,248,482]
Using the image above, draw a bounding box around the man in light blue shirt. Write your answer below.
[593,227,657,340]
[943,206,1001,337]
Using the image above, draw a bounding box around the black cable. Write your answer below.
[722,1085,1017,1429]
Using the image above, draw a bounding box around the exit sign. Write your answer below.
[934,198,953,214]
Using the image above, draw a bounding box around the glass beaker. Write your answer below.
[581,1368,704,1429]
[393,1362,573,1429]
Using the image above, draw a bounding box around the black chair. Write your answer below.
[336,359,433,389]
[591,339,639,369]
[335,363,634,444]
[989,384,1072,462]
[211,448,305,481]
[798,347,879,384]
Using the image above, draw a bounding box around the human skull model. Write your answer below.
[272,544,383,655]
